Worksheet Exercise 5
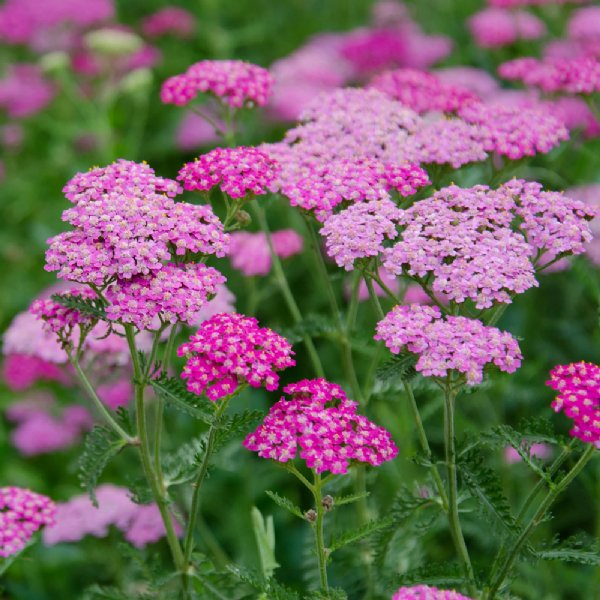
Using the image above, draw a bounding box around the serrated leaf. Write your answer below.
[332,491,370,507]
[162,435,208,487]
[150,373,214,423]
[52,292,107,319]
[329,516,393,553]
[373,353,417,393]
[266,490,304,519]
[227,564,300,600]
[213,410,263,451]
[277,314,336,344]
[79,426,128,506]
[536,534,600,565]
[390,561,466,588]
[125,475,154,505]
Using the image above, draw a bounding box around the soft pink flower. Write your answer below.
[142,7,195,39]
[0,64,54,118]
[504,443,552,464]
[393,585,474,600]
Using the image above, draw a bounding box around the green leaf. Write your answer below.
[373,353,417,393]
[266,490,305,519]
[51,292,107,319]
[150,373,214,423]
[277,314,336,344]
[78,426,128,506]
[536,534,600,565]
[162,435,208,487]
[227,564,300,600]
[251,507,280,579]
[304,590,347,600]
[213,409,263,451]
[390,561,466,589]
[332,491,370,507]
[329,516,393,553]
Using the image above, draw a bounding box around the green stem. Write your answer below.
[346,270,361,332]
[312,472,330,594]
[486,444,596,599]
[251,202,325,378]
[443,384,476,593]
[305,217,363,403]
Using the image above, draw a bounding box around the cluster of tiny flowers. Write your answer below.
[321,198,402,270]
[177,147,279,198]
[370,68,479,114]
[30,287,96,336]
[243,378,398,474]
[375,305,522,385]
[105,263,225,330]
[498,56,600,95]
[178,313,295,401]
[46,160,228,285]
[276,156,428,221]
[160,60,274,108]
[141,7,195,39]
[0,64,55,118]
[546,362,600,447]
[392,585,474,600]
[487,0,588,5]
[0,487,56,557]
[458,102,569,160]
[383,185,538,308]
[469,8,546,48]
[339,28,407,73]
[229,229,304,277]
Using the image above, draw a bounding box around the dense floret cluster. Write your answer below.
[392,585,474,600]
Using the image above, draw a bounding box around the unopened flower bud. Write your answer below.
[39,51,69,74]
[321,495,334,512]
[119,69,153,95]
[304,509,317,523]
[235,210,252,227]
[85,29,144,56]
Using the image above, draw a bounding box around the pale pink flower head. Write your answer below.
[179,313,295,401]
[370,68,479,114]
[190,282,236,327]
[375,305,522,385]
[175,111,221,150]
[547,362,600,447]
[568,7,600,49]
[0,487,56,557]
[355,268,400,303]
[97,378,132,410]
[565,184,600,264]
[142,7,195,39]
[229,230,303,277]
[178,146,279,199]
[0,64,54,118]
[434,67,500,99]
[487,0,589,6]
[244,378,398,474]
[160,60,273,108]
[392,585,474,600]
[504,443,552,464]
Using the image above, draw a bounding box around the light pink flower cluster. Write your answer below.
[229,230,303,276]
[43,485,180,548]
[469,8,546,48]
[458,102,568,160]
[392,585,474,600]
[142,7,195,39]
[370,68,479,114]
[179,313,295,401]
[566,185,600,265]
[383,185,538,308]
[178,146,278,198]
[504,442,552,464]
[321,198,402,270]
[487,0,589,6]
[0,64,54,118]
[546,362,600,447]
[0,487,56,557]
[30,287,96,336]
[498,56,600,95]
[46,160,228,285]
[375,305,522,385]
[3,355,66,391]
[160,60,274,108]
[569,6,600,48]
[105,263,224,330]
[244,378,398,474]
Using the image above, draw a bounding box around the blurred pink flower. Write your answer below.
[97,378,132,410]
[0,64,54,118]
[142,7,196,39]
[469,8,545,48]
[504,443,552,464]
[175,111,222,150]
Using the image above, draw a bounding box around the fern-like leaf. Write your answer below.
[329,516,393,553]
[79,426,128,506]
[278,314,336,344]
[389,561,466,589]
[332,491,370,507]
[536,534,600,565]
[51,292,107,319]
[213,409,263,451]
[373,353,418,393]
[266,490,305,519]
[150,373,214,423]
[162,435,208,487]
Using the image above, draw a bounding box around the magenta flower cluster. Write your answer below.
[547,362,600,447]
[179,313,295,401]
[469,8,546,49]
[375,305,522,385]
[244,378,398,474]
[177,146,278,199]
[30,287,96,336]
[392,585,474,600]
[370,68,479,114]
[0,487,56,557]
[160,60,274,108]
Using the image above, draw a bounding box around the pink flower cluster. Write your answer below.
[43,485,180,548]
[375,305,522,385]
[30,287,96,336]
[179,313,295,401]
[160,60,274,108]
[229,229,304,276]
[566,185,600,265]
[458,102,569,160]
[141,7,195,39]
[547,362,600,447]
[370,68,479,114]
[321,198,402,270]
[0,487,56,557]
[178,146,278,198]
[46,160,228,286]
[469,8,546,48]
[244,378,398,474]
[392,585,474,600]
[105,263,225,329]
[0,64,54,118]
[499,56,600,95]
[487,0,588,6]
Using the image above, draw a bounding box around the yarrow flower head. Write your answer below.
[178,313,295,401]
[243,378,398,474]
[546,362,600,448]
[370,68,479,114]
[105,263,225,330]
[160,60,274,108]
[468,8,546,49]
[392,585,474,600]
[0,487,56,557]
[321,198,402,270]
[375,305,522,385]
[0,64,55,118]
[141,7,195,39]
[178,146,278,198]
